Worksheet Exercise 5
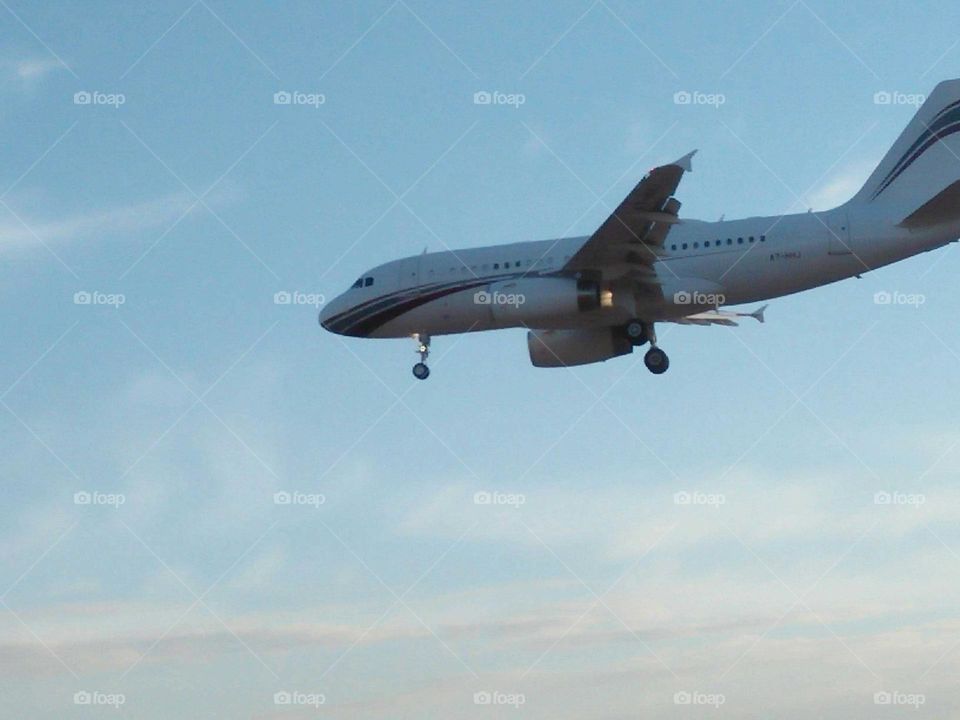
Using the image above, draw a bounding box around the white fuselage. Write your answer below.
[319,206,958,339]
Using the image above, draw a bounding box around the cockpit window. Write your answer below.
[351,278,363,289]
[364,277,374,287]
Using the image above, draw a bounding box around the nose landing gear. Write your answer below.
[412,334,431,380]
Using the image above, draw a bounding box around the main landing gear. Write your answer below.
[625,320,669,375]
[412,333,431,380]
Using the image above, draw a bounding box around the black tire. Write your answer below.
[412,362,430,380]
[643,347,669,374]
[625,320,647,346]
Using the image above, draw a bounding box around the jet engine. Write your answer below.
[527,328,633,368]
[483,277,600,325]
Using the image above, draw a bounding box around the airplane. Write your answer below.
[321,79,960,380]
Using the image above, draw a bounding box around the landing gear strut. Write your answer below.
[412,333,431,380]
[627,321,669,375]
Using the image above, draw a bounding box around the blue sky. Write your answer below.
[3,1,960,717]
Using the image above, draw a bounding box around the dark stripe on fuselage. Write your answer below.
[341,279,492,337]
[326,271,536,337]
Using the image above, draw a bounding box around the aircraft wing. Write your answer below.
[563,150,696,279]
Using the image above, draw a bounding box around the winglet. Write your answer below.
[749,304,768,324]
[673,150,697,172]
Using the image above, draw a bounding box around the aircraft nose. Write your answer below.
[319,300,335,331]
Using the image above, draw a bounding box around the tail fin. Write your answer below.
[849,79,960,225]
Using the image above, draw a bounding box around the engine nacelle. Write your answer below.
[482,277,599,326]
[527,328,633,368]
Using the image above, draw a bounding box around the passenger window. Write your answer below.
[749,236,755,243]
[365,277,374,287]
[671,244,676,251]
[737,237,744,244]
[727,238,732,245]
[682,243,688,250]
[493,263,499,269]
[760,235,766,242]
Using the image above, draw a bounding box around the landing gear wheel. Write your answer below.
[411,333,431,380]
[625,320,648,346]
[644,347,669,375]
[412,362,430,380]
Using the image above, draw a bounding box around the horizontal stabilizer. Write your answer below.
[671,304,768,327]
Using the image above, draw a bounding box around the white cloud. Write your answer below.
[12,57,66,83]
[804,161,875,210]
[0,193,199,252]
